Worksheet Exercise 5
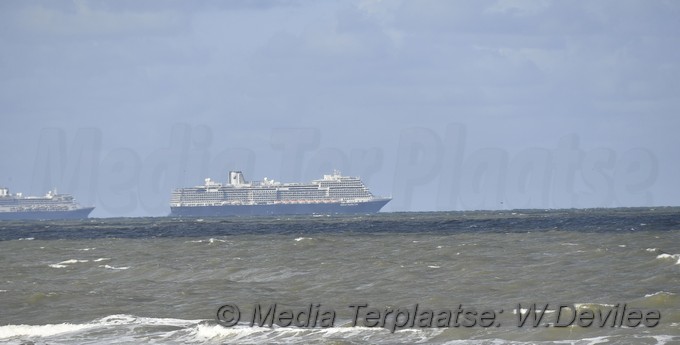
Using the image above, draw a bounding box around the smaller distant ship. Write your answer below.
[0,187,94,220]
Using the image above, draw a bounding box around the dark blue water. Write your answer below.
[2,208,678,241]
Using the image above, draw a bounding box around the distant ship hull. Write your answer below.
[170,199,390,217]
[0,207,94,221]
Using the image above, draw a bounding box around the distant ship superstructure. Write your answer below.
[0,187,94,220]
[170,171,390,217]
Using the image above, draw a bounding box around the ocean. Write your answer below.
[1,208,679,344]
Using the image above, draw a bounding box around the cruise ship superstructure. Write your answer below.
[170,171,390,217]
[0,188,94,220]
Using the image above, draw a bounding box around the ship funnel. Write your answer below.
[0,187,8,197]
[229,171,246,186]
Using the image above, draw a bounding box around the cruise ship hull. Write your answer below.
[170,199,390,217]
[0,207,95,220]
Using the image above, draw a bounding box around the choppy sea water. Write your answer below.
[1,208,679,344]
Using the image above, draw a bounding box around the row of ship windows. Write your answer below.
[175,186,365,192]
[174,192,368,197]
[319,184,364,188]
[0,200,65,205]
[173,188,370,199]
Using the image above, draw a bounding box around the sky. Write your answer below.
[0,0,678,217]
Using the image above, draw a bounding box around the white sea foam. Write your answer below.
[427,265,440,269]
[0,314,673,344]
[652,335,677,345]
[3,316,439,344]
[190,324,441,344]
[191,323,239,341]
[645,291,676,298]
[189,238,227,244]
[656,253,680,265]
[294,237,312,242]
[646,248,659,252]
[101,314,201,327]
[580,336,617,345]
[512,307,555,315]
[17,237,34,241]
[190,324,285,342]
[93,258,110,262]
[48,259,89,268]
[58,259,89,264]
[99,265,129,270]
[0,322,96,338]
[574,302,615,309]
[77,247,96,251]
[0,314,202,340]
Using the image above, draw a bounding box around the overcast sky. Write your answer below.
[1,0,678,217]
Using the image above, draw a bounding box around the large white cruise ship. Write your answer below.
[0,188,94,220]
[169,171,391,217]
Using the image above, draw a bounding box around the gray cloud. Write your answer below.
[1,0,678,216]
